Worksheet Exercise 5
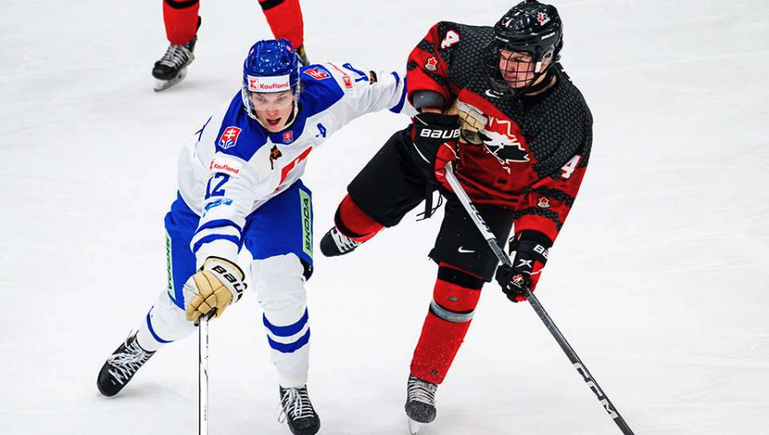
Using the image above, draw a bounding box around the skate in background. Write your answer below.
[152,0,308,91]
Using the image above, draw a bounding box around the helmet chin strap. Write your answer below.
[282,101,299,130]
[523,66,557,96]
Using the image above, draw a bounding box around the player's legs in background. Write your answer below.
[152,0,201,89]
[406,198,515,424]
[320,127,426,257]
[96,194,199,397]
[243,180,320,435]
[258,0,308,65]
[163,0,200,45]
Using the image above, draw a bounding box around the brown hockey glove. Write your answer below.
[184,257,247,322]
[456,101,488,145]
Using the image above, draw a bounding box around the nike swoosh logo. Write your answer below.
[458,247,475,253]
[484,89,501,99]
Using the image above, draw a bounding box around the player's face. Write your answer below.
[498,50,540,88]
[251,91,295,132]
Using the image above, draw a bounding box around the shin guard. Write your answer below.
[410,264,483,384]
[335,194,383,242]
[258,0,305,49]
[163,0,200,45]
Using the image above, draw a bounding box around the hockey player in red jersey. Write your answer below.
[152,0,307,91]
[319,0,593,430]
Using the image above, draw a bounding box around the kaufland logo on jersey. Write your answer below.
[209,157,242,178]
[247,74,291,92]
[218,126,242,149]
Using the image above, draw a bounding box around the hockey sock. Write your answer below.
[334,194,383,242]
[258,0,305,49]
[410,264,483,384]
[136,290,197,352]
[163,0,200,45]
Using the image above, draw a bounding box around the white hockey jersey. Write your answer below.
[176,62,410,267]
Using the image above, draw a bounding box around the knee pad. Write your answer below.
[251,254,307,319]
[431,264,484,322]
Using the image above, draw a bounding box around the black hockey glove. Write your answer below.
[410,112,460,181]
[495,231,552,303]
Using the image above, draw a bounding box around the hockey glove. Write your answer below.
[184,257,247,322]
[495,231,552,303]
[410,112,460,183]
[456,101,488,145]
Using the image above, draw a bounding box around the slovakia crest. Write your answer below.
[305,67,330,80]
[283,131,294,143]
[425,57,438,71]
[218,126,242,149]
[537,12,550,25]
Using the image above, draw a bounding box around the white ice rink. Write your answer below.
[2,0,768,434]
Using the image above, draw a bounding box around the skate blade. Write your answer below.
[153,68,188,92]
[408,418,423,434]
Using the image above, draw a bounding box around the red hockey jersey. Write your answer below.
[407,22,593,244]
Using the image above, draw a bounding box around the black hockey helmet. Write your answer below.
[487,0,564,95]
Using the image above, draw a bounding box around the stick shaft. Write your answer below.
[199,316,209,435]
[445,164,635,434]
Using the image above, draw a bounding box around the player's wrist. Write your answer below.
[509,230,552,265]
[202,256,247,302]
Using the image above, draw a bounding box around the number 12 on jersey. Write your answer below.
[205,173,230,199]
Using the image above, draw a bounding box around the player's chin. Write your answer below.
[264,117,285,132]
[506,77,534,89]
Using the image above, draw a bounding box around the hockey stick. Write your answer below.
[199,315,209,435]
[444,163,635,435]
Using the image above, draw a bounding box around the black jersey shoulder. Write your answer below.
[409,22,494,99]
[521,64,594,178]
[437,23,494,92]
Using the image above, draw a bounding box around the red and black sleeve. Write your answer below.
[515,131,591,245]
[406,22,464,109]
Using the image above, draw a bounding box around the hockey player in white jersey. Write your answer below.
[96,39,410,435]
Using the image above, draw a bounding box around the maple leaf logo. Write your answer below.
[425,57,438,71]
[482,130,529,164]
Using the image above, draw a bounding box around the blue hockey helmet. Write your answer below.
[241,39,301,119]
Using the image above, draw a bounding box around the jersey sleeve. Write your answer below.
[514,127,593,246]
[406,22,463,108]
[190,150,262,270]
[323,61,413,120]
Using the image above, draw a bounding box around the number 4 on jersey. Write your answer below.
[441,30,460,49]
[560,155,581,179]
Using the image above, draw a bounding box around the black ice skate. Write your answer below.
[405,375,438,434]
[152,37,197,92]
[279,385,321,435]
[320,227,362,257]
[97,332,155,397]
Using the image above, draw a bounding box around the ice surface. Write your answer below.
[1,0,768,434]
